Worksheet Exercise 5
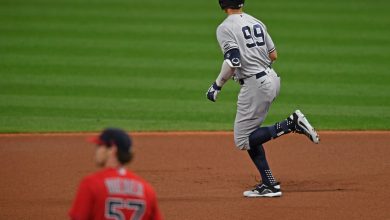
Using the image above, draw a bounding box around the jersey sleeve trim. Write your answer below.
[268,47,276,53]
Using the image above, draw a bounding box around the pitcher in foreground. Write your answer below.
[69,128,163,219]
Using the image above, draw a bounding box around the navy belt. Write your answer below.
[239,71,267,85]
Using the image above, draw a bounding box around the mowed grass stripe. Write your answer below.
[1,95,389,118]
[2,60,389,84]
[1,90,386,115]
[0,65,216,80]
[1,34,387,52]
[2,53,387,75]
[0,8,220,23]
[0,98,386,131]
[0,95,235,113]
[2,10,386,28]
[0,105,234,123]
[262,103,390,130]
[0,116,233,133]
[0,37,218,52]
[2,20,388,42]
[0,40,219,60]
[1,36,385,58]
[0,114,385,132]
[1,68,388,108]
[0,83,240,104]
[1,72,389,99]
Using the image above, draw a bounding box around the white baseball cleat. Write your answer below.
[290,110,320,144]
[243,183,282,198]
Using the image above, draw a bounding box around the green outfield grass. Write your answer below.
[0,0,389,132]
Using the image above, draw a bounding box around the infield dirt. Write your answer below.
[0,131,389,219]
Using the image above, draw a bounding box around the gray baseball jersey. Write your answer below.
[216,13,280,150]
[217,13,275,80]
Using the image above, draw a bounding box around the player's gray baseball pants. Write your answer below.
[234,68,280,150]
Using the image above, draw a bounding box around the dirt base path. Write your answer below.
[0,131,389,220]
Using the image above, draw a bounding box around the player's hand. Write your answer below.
[231,74,238,82]
[206,82,222,102]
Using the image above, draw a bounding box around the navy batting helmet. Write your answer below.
[219,0,245,10]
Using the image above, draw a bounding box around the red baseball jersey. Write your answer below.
[69,167,163,220]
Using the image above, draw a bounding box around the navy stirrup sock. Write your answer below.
[247,144,276,185]
[269,118,295,139]
[249,118,296,147]
[246,117,296,185]
[249,127,272,146]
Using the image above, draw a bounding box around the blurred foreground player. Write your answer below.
[69,128,163,220]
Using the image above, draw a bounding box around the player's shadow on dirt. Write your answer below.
[281,180,356,193]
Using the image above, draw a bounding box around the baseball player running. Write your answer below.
[206,0,320,197]
[69,128,163,220]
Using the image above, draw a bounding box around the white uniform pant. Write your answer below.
[234,69,280,150]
